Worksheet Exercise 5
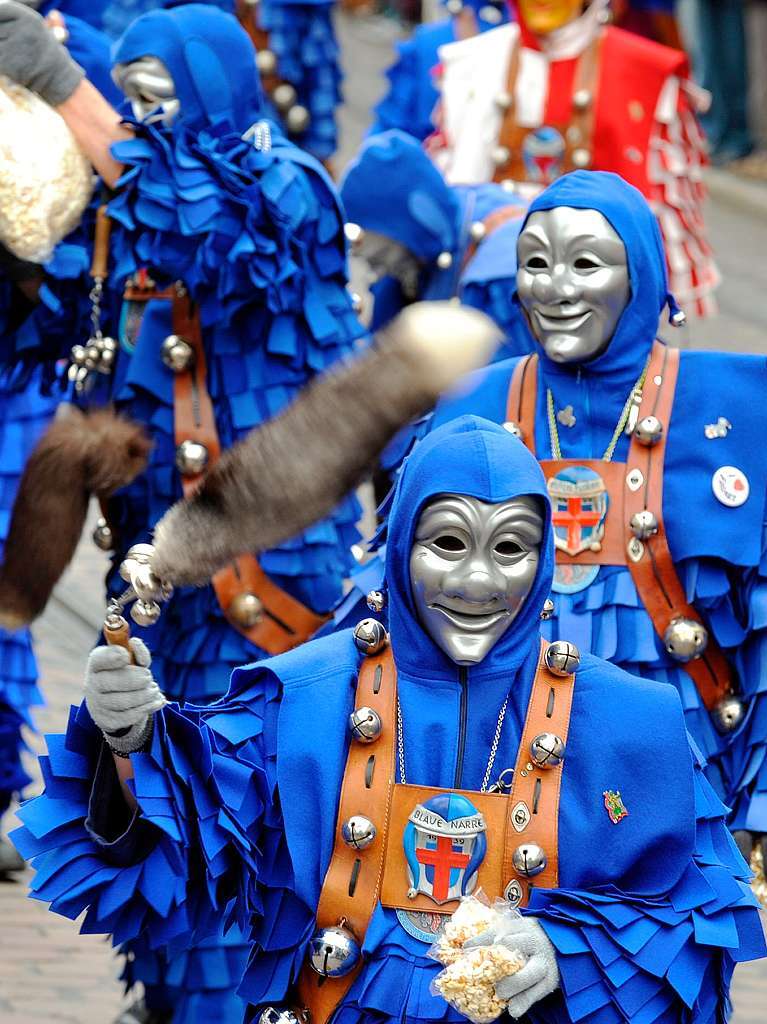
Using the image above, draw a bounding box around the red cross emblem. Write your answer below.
[548,466,609,557]
[552,497,602,554]
[416,837,471,903]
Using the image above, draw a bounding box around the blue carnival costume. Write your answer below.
[428,172,767,834]
[370,0,510,141]
[13,416,766,1024]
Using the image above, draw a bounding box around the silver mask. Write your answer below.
[112,57,180,126]
[409,494,543,665]
[353,230,422,301]
[517,207,630,365]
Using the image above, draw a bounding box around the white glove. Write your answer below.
[84,638,166,755]
[464,914,560,1019]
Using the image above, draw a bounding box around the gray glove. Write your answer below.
[464,914,560,1019]
[0,1,83,105]
[84,638,166,755]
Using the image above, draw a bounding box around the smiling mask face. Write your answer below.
[112,56,180,126]
[409,494,543,665]
[517,207,630,365]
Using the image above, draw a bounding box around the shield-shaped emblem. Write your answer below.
[522,126,566,185]
[404,793,487,905]
[548,466,609,556]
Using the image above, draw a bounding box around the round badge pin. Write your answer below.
[712,466,749,508]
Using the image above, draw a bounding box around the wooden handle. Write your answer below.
[90,204,112,281]
[103,614,135,664]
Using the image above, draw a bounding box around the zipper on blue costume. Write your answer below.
[453,666,469,788]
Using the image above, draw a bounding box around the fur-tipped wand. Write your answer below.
[151,302,502,586]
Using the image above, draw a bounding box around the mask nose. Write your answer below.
[532,262,578,304]
[445,560,505,604]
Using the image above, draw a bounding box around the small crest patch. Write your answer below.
[603,790,628,824]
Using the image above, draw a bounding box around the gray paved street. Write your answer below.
[1,11,767,1022]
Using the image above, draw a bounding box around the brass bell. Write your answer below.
[530,732,565,769]
[634,415,663,446]
[175,439,209,476]
[494,91,513,111]
[540,598,555,620]
[161,334,194,373]
[353,618,389,656]
[469,221,487,243]
[491,145,511,168]
[712,694,746,734]
[436,251,453,270]
[663,617,708,663]
[228,592,264,628]
[571,148,592,169]
[349,706,383,743]
[630,510,659,540]
[544,640,580,676]
[341,815,377,850]
[308,924,361,978]
[92,516,114,551]
[512,842,547,878]
[573,89,591,111]
[366,590,386,613]
[285,104,311,135]
[502,421,524,439]
[130,599,162,627]
[273,82,298,113]
[256,49,278,77]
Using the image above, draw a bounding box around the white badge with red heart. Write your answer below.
[712,466,749,508]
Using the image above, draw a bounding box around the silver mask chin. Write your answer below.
[516,207,630,365]
[112,57,180,127]
[409,494,543,666]
[352,230,422,302]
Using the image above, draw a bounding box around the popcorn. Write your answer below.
[0,76,93,264]
[434,894,499,965]
[433,945,525,1024]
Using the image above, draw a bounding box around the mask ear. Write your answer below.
[182,37,235,127]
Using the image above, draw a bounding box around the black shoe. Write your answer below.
[0,835,25,877]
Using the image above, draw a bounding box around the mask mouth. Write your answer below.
[533,307,592,331]
[429,600,510,632]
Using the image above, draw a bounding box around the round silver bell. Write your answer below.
[446,0,463,12]
[670,309,687,328]
[70,343,87,366]
[530,732,566,769]
[544,640,580,676]
[349,706,383,743]
[436,250,453,270]
[502,421,524,439]
[256,49,278,77]
[130,599,162,627]
[92,516,114,551]
[342,814,377,850]
[273,82,298,113]
[349,291,363,314]
[286,104,311,135]
[175,439,209,476]
[540,598,555,620]
[353,618,389,656]
[308,924,361,978]
[571,148,592,169]
[479,3,504,23]
[634,415,664,446]
[366,590,386,613]
[573,88,591,111]
[494,91,513,111]
[469,220,487,243]
[228,592,264,628]
[712,694,746,735]
[119,542,156,583]
[345,222,364,245]
[98,337,117,371]
[258,1009,305,1024]
[161,334,194,373]
[491,145,510,168]
[85,343,101,369]
[512,842,547,878]
[132,563,171,604]
[630,510,659,541]
[663,617,708,663]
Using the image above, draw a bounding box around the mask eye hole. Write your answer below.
[574,256,601,271]
[433,535,467,553]
[495,540,523,557]
[526,256,547,270]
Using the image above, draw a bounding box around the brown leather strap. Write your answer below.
[624,343,732,709]
[296,649,397,1024]
[460,204,526,274]
[493,32,602,184]
[501,639,576,906]
[171,291,327,654]
[505,354,538,452]
[90,205,111,281]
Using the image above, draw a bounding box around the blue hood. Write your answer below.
[522,170,676,381]
[340,131,462,262]
[113,4,264,133]
[39,0,110,26]
[385,416,555,680]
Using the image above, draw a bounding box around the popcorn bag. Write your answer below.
[0,76,93,264]
[429,893,526,1024]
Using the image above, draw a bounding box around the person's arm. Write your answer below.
[56,79,130,187]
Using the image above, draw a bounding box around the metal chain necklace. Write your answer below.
[546,355,651,462]
[396,693,510,793]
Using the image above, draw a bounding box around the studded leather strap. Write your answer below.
[296,648,397,1024]
[505,353,538,452]
[460,204,527,275]
[623,343,732,710]
[171,291,327,654]
[492,33,603,185]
